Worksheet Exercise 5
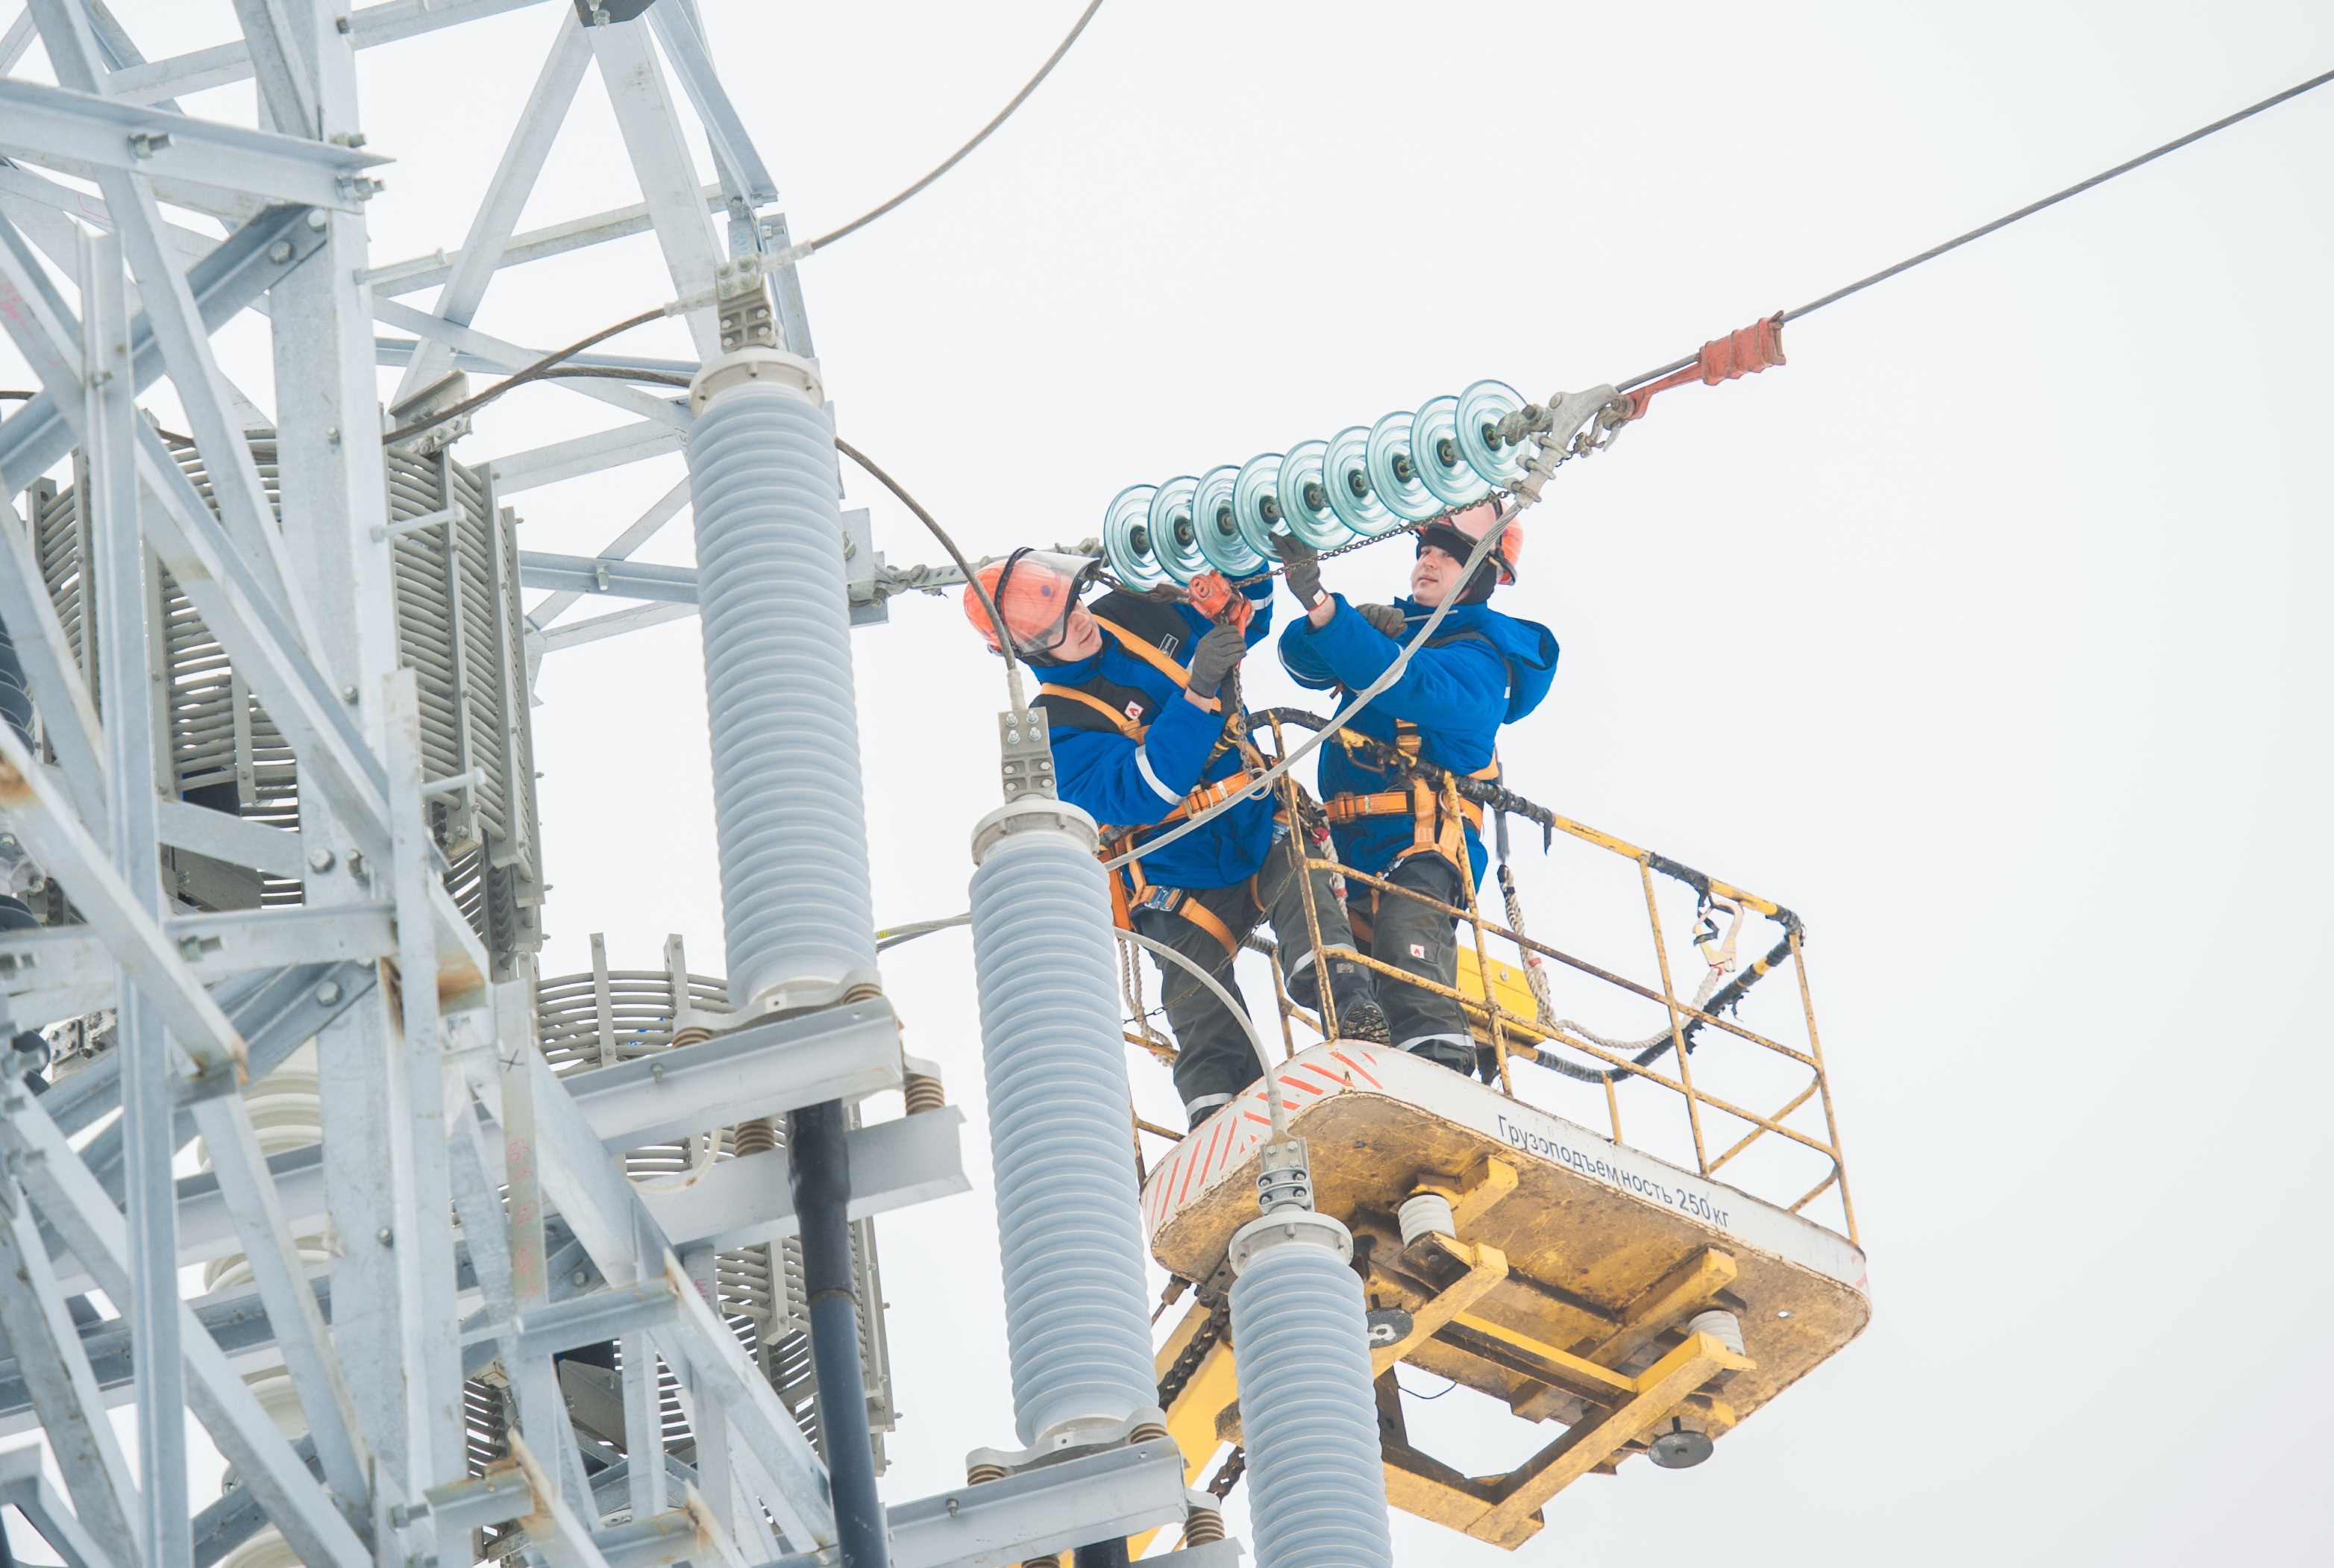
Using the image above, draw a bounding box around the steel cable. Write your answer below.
[784,1,1109,263]
[1619,64,2334,390]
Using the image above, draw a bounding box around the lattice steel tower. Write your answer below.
[0,5,1227,1568]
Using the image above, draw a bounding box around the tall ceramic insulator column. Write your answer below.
[687,333,888,1568]
[968,797,1161,1448]
[1227,1209,1395,1568]
[686,349,879,1012]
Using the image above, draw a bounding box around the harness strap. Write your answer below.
[1038,682,1149,741]
[1091,615,1218,712]
[1173,895,1241,959]
[1323,718,1498,876]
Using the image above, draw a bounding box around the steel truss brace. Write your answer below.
[0,1082,374,1568]
[522,475,690,630]
[0,75,383,213]
[388,13,590,402]
[107,0,559,105]
[366,183,728,298]
[0,195,327,498]
[458,1041,841,1553]
[374,295,688,430]
[0,1443,119,1568]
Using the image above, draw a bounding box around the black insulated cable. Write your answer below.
[788,1099,889,1568]
[835,437,1031,712]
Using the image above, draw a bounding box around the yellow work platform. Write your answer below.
[1142,1042,1869,1550]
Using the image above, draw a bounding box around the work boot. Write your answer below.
[1336,999,1391,1045]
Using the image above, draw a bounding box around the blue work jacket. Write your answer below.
[1041,582,1276,892]
[1277,594,1557,885]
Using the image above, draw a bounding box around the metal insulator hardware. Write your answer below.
[1397,1190,1457,1249]
[902,1073,947,1115]
[714,255,779,354]
[1254,1138,1314,1216]
[997,707,1058,803]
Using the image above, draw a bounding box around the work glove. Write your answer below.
[1185,622,1248,702]
[1276,533,1327,612]
[1355,602,1407,639]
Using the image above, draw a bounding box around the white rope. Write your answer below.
[1116,928,1287,1140]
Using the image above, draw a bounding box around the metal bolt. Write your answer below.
[327,426,342,445]
[945,1498,959,1517]
[571,1269,588,1287]
[341,685,360,702]
[650,1062,665,1082]
[267,240,294,264]
[307,847,336,873]
[376,1226,393,1247]
[315,982,342,1006]
[307,208,329,229]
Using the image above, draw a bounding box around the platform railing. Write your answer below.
[1123,715,1857,1249]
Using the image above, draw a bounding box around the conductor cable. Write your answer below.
[782,0,1108,264]
[835,437,1029,712]
[1619,63,2334,391]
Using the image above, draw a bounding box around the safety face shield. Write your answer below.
[967,548,1104,660]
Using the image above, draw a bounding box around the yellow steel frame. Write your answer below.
[1183,725,1864,1246]
[1126,724,1857,1549]
[1151,1159,1757,1550]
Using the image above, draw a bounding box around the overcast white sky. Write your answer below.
[9,2,2334,1563]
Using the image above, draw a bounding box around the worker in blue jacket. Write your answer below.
[966,551,1388,1129]
[1276,502,1557,1077]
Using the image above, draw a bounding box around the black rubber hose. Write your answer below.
[788,1100,888,1568]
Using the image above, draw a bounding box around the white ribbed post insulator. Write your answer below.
[686,347,880,1014]
[968,797,1160,1449]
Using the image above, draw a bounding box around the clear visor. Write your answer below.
[990,548,1102,659]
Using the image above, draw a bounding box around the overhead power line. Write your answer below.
[787,0,1108,263]
[1622,64,2334,390]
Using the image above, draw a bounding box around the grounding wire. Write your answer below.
[781,0,1109,264]
[1618,63,2334,392]
[835,436,1028,712]
[1115,926,1287,1140]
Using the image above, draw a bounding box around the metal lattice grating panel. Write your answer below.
[23,433,545,962]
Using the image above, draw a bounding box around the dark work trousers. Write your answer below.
[1352,854,1476,1076]
[1135,832,1375,1124]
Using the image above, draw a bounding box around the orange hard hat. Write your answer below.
[1418,501,1521,587]
[963,548,1095,659]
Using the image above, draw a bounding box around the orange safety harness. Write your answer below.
[1036,612,1270,959]
[1322,719,1498,877]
